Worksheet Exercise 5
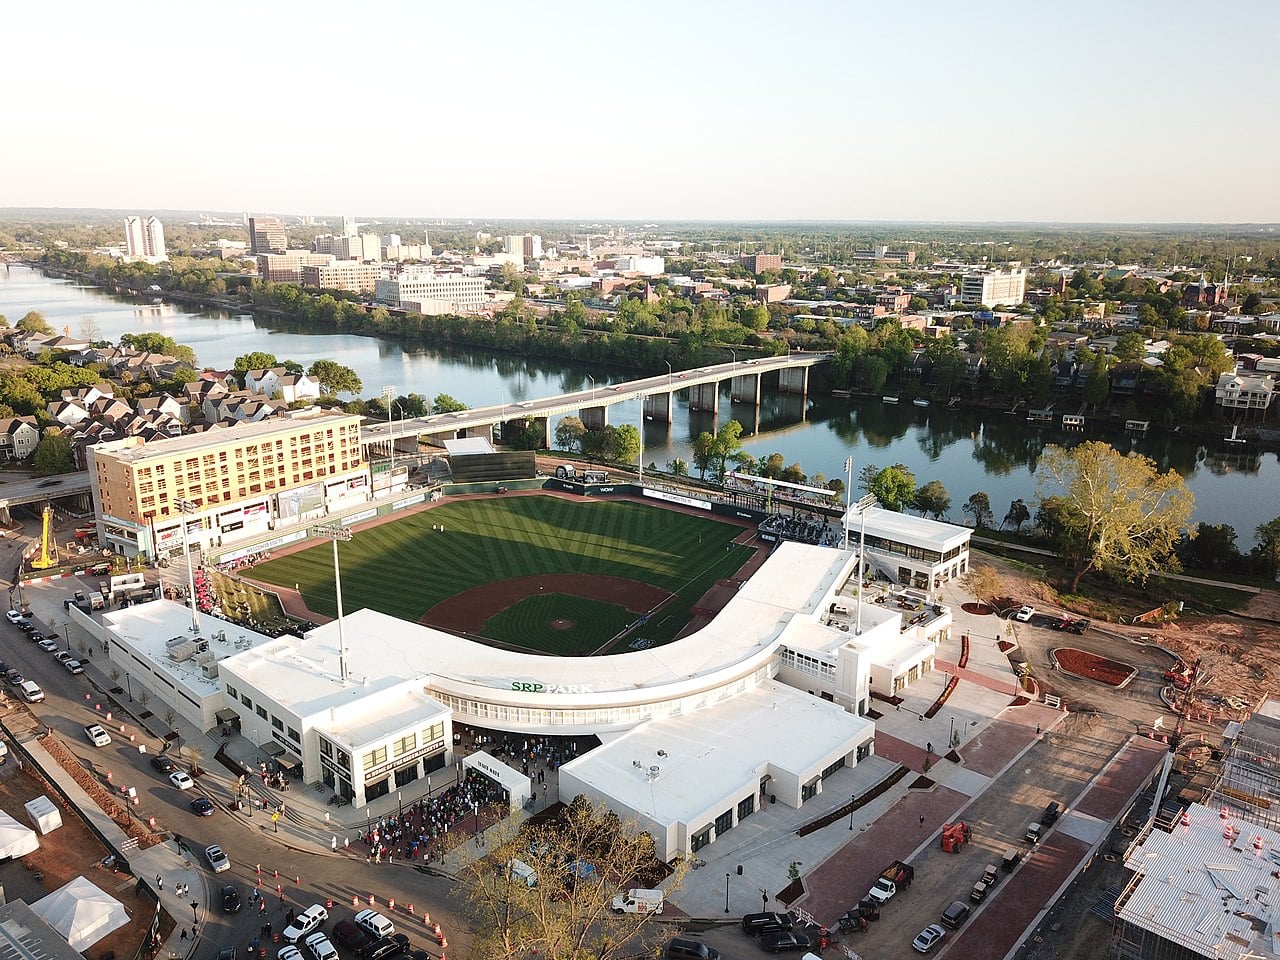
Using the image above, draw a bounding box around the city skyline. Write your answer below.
[4,0,1278,223]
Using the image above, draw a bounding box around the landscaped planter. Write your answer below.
[1051,647,1138,688]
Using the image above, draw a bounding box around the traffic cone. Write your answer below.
[388,899,394,912]
[352,896,359,908]
[368,894,375,906]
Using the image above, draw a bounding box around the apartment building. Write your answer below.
[374,268,487,314]
[739,253,782,274]
[249,216,288,255]
[960,268,1027,307]
[86,408,367,558]
[123,216,167,262]
[300,260,383,295]
[258,252,335,284]
[314,233,381,261]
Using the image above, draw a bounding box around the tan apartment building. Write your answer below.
[301,261,383,295]
[258,252,335,284]
[87,408,368,558]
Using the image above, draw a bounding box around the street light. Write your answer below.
[124,672,133,702]
[852,494,877,636]
[191,902,198,924]
[175,499,201,636]
[664,360,672,387]
[382,385,397,475]
[724,873,730,914]
[587,375,596,402]
[949,717,955,747]
[315,524,352,681]
[848,794,856,830]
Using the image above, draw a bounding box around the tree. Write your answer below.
[1176,523,1241,572]
[1082,358,1110,408]
[709,420,744,480]
[913,479,951,520]
[32,432,75,475]
[17,310,53,334]
[432,394,468,414]
[1113,332,1146,362]
[1003,498,1030,532]
[555,416,587,453]
[120,332,197,366]
[459,798,681,960]
[667,458,689,477]
[233,351,282,372]
[613,424,641,466]
[1253,517,1280,580]
[690,432,715,480]
[963,492,994,529]
[963,565,1005,606]
[866,464,916,512]
[1037,441,1195,591]
[307,359,363,395]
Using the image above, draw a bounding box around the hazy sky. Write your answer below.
[5,0,1278,222]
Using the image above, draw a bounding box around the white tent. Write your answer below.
[32,876,130,951]
[24,796,63,835]
[0,809,39,859]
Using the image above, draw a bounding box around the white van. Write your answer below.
[506,859,538,888]
[611,888,664,914]
[19,681,44,703]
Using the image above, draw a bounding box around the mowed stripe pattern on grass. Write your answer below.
[483,594,635,655]
[251,496,751,641]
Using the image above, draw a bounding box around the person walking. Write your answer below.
[156,875,163,891]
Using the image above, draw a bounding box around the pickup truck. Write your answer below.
[84,724,112,747]
[866,860,915,904]
[970,864,1000,902]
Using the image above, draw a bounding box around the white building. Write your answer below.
[844,506,971,592]
[123,216,167,263]
[960,268,1027,307]
[612,255,665,276]
[1215,372,1276,411]
[375,268,487,314]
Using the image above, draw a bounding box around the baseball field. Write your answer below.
[248,495,755,655]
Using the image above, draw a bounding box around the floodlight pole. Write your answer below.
[175,499,201,636]
[637,394,645,489]
[843,457,853,551]
[382,385,396,476]
[316,524,353,681]
[853,494,877,636]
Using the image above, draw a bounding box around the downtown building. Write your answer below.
[258,251,336,284]
[374,266,487,314]
[248,216,288,255]
[960,267,1028,307]
[301,260,384,295]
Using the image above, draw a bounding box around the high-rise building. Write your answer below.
[374,267,487,314]
[960,268,1027,307]
[249,216,288,255]
[301,261,384,295]
[257,252,335,284]
[123,215,167,261]
[341,216,358,237]
[739,254,783,274]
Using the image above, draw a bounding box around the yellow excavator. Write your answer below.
[30,505,57,570]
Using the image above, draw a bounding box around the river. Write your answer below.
[1,263,1276,543]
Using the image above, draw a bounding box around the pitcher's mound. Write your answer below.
[549,619,576,631]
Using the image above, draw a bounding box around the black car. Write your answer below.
[5,671,24,686]
[331,920,374,956]
[360,935,409,960]
[150,756,177,774]
[191,796,215,816]
[0,661,9,674]
[759,931,813,954]
[742,913,793,937]
[27,632,45,643]
[220,884,242,913]
[37,478,61,488]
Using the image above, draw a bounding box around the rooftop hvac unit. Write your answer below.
[166,640,198,663]
[648,765,660,781]
[201,661,220,679]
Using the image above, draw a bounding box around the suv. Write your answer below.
[281,904,328,944]
[940,900,971,929]
[742,912,793,937]
[361,936,409,960]
[353,909,395,939]
[305,932,338,960]
[663,940,720,960]
[330,921,373,956]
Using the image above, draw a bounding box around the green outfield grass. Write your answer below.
[249,496,753,652]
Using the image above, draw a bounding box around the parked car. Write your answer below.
[281,905,328,945]
[18,681,43,703]
[354,910,395,939]
[83,724,112,747]
[217,948,236,960]
[221,884,242,913]
[53,651,75,664]
[663,939,720,960]
[150,756,177,774]
[191,797,215,816]
[360,936,408,960]
[205,844,230,873]
[4,671,23,687]
[63,659,84,675]
[305,932,338,960]
[170,771,195,790]
[279,948,303,960]
[330,920,373,956]
[742,913,793,937]
[759,931,813,954]
[1015,605,1036,622]
[912,924,946,954]
[37,639,58,653]
[940,900,971,928]
[5,610,24,623]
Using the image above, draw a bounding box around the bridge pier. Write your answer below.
[643,392,673,423]
[778,365,809,397]
[580,406,609,430]
[730,373,761,406]
[689,382,719,416]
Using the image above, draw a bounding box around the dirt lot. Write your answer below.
[0,745,170,960]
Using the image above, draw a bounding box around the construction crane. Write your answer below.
[30,505,57,570]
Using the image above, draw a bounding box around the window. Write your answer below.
[320,740,332,758]
[737,795,755,821]
[691,827,712,852]
[393,733,416,757]
[801,780,819,801]
[240,694,251,708]
[226,685,238,700]
[363,746,387,769]
[271,715,283,732]
[714,810,734,837]
[288,727,300,743]
[424,722,444,743]
[256,705,267,720]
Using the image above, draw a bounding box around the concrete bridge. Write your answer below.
[361,351,831,453]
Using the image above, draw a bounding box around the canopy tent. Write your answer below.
[0,809,39,859]
[461,751,532,810]
[32,876,130,951]
[24,796,63,835]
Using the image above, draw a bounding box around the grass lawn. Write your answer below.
[483,594,635,655]
[249,496,752,651]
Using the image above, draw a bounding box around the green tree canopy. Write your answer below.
[869,464,917,512]
[234,351,283,372]
[913,479,951,520]
[1253,517,1280,580]
[120,332,197,366]
[431,394,468,414]
[17,310,53,334]
[613,423,641,466]
[1002,498,1031,532]
[32,432,75,475]
[963,492,994,528]
[1036,441,1195,590]
[554,416,587,452]
[307,359,362,395]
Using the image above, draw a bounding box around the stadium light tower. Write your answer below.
[316,524,353,681]
[851,494,877,636]
[175,499,201,636]
[382,385,397,475]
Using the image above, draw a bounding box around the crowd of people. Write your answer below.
[758,512,838,546]
[354,768,510,863]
